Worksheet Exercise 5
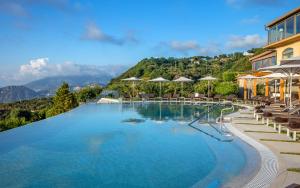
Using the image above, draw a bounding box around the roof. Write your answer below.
[266,6,300,28]
[249,50,276,62]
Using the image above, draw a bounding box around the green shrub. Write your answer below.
[215,82,238,96]
[223,72,237,82]
[257,84,265,96]
[194,82,208,94]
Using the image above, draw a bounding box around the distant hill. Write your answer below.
[0,86,41,103]
[107,53,252,88]
[25,74,113,95]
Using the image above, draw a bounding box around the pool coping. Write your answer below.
[225,122,279,188]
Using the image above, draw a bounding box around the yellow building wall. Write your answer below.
[275,40,300,64]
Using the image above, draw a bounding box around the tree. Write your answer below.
[215,82,239,96]
[223,72,237,82]
[76,85,102,103]
[46,83,78,117]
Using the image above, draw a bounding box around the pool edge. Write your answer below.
[224,107,279,188]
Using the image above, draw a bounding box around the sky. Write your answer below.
[0,0,300,86]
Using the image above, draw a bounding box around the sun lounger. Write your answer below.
[162,94,172,101]
[286,119,300,141]
[171,94,179,102]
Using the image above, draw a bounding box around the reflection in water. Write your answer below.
[121,118,146,125]
[122,102,228,124]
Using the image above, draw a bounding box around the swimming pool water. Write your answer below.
[0,103,259,188]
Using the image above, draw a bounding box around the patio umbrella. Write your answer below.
[149,77,169,98]
[173,76,193,97]
[199,76,217,98]
[239,74,258,99]
[122,77,142,97]
[261,73,287,102]
[260,64,300,108]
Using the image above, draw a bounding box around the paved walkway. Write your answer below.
[227,108,300,188]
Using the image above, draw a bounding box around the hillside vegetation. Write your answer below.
[0,83,102,131]
[107,52,253,97]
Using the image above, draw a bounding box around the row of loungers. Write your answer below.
[253,101,300,141]
[122,94,240,102]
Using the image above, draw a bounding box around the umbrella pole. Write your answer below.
[208,81,210,98]
[132,81,135,98]
[160,82,162,98]
[290,73,293,108]
[181,82,183,97]
[274,80,277,103]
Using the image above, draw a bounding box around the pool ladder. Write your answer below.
[188,102,234,142]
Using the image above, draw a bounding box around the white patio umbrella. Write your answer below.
[199,76,217,98]
[173,76,193,97]
[260,64,300,108]
[239,74,258,99]
[261,73,287,102]
[149,77,169,98]
[122,77,142,97]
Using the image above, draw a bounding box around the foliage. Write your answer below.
[76,85,102,103]
[107,54,251,96]
[257,84,265,96]
[0,98,53,131]
[46,83,78,117]
[194,82,208,94]
[223,72,238,82]
[214,82,239,96]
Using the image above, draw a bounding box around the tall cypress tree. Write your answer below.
[47,83,78,117]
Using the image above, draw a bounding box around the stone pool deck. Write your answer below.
[226,108,300,188]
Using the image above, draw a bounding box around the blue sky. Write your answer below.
[0,0,299,86]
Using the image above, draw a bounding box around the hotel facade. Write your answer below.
[241,7,300,100]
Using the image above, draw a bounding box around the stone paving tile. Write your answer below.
[228,110,300,188]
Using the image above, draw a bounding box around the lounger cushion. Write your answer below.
[274,117,288,123]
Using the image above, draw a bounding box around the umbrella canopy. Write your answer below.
[121,77,142,97]
[149,77,169,98]
[239,75,258,99]
[259,64,300,108]
[149,77,169,82]
[260,73,287,79]
[121,77,142,81]
[199,76,217,98]
[259,64,300,74]
[199,76,217,81]
[239,74,258,80]
[173,76,193,82]
[173,77,193,97]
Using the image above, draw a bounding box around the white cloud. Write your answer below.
[82,22,138,45]
[169,41,199,51]
[158,40,221,56]
[0,58,128,86]
[226,34,266,50]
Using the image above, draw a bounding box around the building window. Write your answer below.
[286,16,295,37]
[277,22,285,40]
[282,48,293,59]
[297,14,300,33]
[252,56,277,71]
[269,26,277,43]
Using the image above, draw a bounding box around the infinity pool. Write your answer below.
[0,103,260,188]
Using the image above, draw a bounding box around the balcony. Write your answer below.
[266,13,300,47]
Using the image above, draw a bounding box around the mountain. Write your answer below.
[0,86,41,103]
[25,74,113,95]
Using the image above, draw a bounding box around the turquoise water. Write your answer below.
[0,103,259,188]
